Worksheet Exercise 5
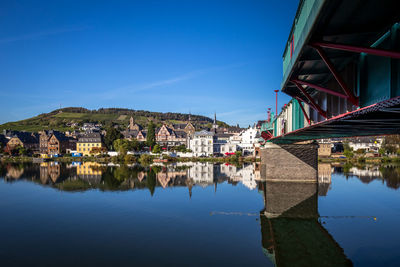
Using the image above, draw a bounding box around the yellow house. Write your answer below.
[76,132,103,156]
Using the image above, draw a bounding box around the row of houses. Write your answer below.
[0,129,102,156]
[122,116,195,147]
[123,116,261,156]
[0,114,262,157]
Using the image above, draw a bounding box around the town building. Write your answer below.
[0,134,7,150]
[238,126,260,155]
[136,130,147,142]
[170,121,195,135]
[156,124,187,147]
[48,132,75,155]
[77,132,103,156]
[189,130,214,157]
[81,123,101,132]
[2,129,18,139]
[122,130,139,140]
[347,137,383,153]
[39,130,51,154]
[6,132,39,153]
[128,116,143,131]
[318,143,332,157]
[214,137,237,155]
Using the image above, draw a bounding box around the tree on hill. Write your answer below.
[146,121,156,148]
[104,127,123,150]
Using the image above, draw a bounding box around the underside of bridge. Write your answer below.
[274,0,400,143]
[270,96,400,144]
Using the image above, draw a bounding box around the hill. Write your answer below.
[0,107,229,132]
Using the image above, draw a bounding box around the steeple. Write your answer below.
[212,112,218,131]
[129,116,134,130]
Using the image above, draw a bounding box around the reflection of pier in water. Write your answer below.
[318,163,332,196]
[258,165,352,266]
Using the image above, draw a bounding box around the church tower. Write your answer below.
[129,116,134,130]
[212,112,219,131]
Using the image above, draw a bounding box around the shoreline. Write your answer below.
[0,155,260,165]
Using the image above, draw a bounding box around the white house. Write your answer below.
[348,137,383,153]
[238,126,260,155]
[189,130,214,157]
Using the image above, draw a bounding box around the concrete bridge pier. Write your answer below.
[260,142,318,182]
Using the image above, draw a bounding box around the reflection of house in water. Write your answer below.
[253,163,261,181]
[318,163,332,196]
[258,178,352,266]
[188,162,214,187]
[219,164,238,178]
[156,168,187,189]
[76,162,103,184]
[39,162,61,184]
[6,165,24,180]
[238,164,257,190]
[186,163,258,190]
[40,163,49,184]
[48,162,61,183]
[349,167,382,184]
[219,163,257,190]
[137,172,146,182]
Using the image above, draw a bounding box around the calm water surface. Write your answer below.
[0,162,399,266]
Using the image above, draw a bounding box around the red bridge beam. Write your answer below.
[310,44,359,107]
[292,81,327,119]
[292,79,349,99]
[311,41,400,59]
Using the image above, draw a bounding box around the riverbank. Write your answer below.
[0,155,260,165]
[319,156,400,164]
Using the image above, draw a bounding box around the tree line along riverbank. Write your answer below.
[0,153,260,166]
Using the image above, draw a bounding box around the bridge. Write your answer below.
[260,0,400,181]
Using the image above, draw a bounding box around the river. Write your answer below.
[0,162,399,266]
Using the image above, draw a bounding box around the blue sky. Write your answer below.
[0,0,297,127]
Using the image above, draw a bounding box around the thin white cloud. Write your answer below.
[217,109,248,117]
[0,26,90,44]
[99,62,247,99]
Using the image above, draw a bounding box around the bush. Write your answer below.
[343,149,354,159]
[124,154,136,164]
[139,154,154,165]
[355,149,365,154]
[152,144,162,154]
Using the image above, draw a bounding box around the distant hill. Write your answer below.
[0,107,229,132]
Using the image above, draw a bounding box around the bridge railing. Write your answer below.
[282,0,325,86]
[272,99,311,138]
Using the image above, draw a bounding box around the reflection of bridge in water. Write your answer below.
[257,174,352,266]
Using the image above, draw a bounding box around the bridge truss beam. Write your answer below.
[292,81,327,119]
[311,41,400,60]
[291,79,349,99]
[310,44,359,107]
